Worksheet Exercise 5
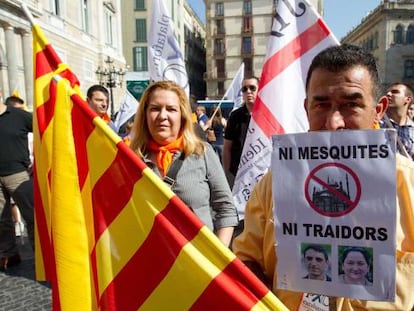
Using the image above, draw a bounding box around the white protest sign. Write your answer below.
[272,129,397,301]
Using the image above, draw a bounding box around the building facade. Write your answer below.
[0,0,125,113]
[204,0,322,99]
[121,0,206,100]
[342,0,414,89]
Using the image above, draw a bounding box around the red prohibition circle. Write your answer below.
[304,162,361,217]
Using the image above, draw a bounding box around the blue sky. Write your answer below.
[186,0,382,40]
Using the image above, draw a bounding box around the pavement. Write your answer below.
[0,235,52,310]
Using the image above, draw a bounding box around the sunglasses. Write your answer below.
[241,85,257,93]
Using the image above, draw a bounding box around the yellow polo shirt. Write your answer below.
[233,154,414,310]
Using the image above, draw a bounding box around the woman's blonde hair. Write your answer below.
[129,80,205,158]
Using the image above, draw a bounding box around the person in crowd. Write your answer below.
[129,81,238,247]
[0,96,34,271]
[381,82,414,160]
[223,76,259,239]
[86,84,116,131]
[189,95,206,140]
[302,244,331,281]
[196,105,209,130]
[339,247,372,286]
[408,101,414,121]
[223,76,259,187]
[232,44,414,310]
[4,96,31,238]
[121,118,134,146]
[207,105,227,163]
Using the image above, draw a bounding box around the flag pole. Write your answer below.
[209,96,226,121]
[209,62,244,121]
[21,3,35,26]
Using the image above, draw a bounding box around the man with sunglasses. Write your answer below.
[223,76,259,189]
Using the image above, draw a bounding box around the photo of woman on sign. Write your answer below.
[339,246,373,285]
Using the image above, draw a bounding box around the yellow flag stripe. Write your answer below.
[52,77,92,308]
[140,226,229,310]
[95,168,173,295]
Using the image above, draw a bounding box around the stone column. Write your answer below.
[3,23,18,96]
[19,29,33,109]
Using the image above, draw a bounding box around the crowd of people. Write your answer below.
[0,44,413,310]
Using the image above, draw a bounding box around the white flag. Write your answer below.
[113,90,139,132]
[233,0,339,219]
[148,0,189,96]
[225,63,244,111]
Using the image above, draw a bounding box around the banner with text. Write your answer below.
[232,0,339,219]
[273,129,397,301]
[148,0,189,96]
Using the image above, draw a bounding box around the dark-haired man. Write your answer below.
[0,96,34,270]
[223,76,260,188]
[302,245,331,281]
[381,82,414,160]
[233,45,414,310]
[86,84,116,131]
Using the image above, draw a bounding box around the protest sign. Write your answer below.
[273,129,397,301]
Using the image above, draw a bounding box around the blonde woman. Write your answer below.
[129,81,238,246]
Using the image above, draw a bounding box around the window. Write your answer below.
[51,0,61,16]
[104,5,116,46]
[242,37,252,54]
[216,59,225,78]
[215,38,225,55]
[243,57,253,76]
[394,25,404,44]
[135,19,147,42]
[133,47,148,71]
[407,25,414,44]
[404,60,414,78]
[218,81,224,95]
[83,59,94,80]
[81,0,90,33]
[135,0,145,10]
[216,19,225,34]
[216,3,224,16]
[243,0,252,15]
[243,16,252,32]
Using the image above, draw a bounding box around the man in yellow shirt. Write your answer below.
[233,44,414,310]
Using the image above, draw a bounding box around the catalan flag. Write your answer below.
[32,23,287,310]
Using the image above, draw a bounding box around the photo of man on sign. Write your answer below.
[302,243,332,281]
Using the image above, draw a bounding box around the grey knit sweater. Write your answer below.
[143,143,239,231]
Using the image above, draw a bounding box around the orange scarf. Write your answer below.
[102,113,112,124]
[148,136,185,176]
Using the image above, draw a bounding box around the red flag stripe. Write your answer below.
[71,95,95,188]
[35,44,62,78]
[98,198,203,310]
[259,19,329,88]
[33,166,55,281]
[190,259,269,310]
[253,19,329,136]
[35,81,57,137]
[252,96,286,137]
[90,149,144,238]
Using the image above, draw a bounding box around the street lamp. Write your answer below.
[95,56,126,119]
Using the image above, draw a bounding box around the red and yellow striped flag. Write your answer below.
[33,24,287,310]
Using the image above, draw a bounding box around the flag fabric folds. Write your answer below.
[232,0,339,218]
[225,62,245,112]
[32,23,287,311]
[148,0,189,96]
[113,89,138,132]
